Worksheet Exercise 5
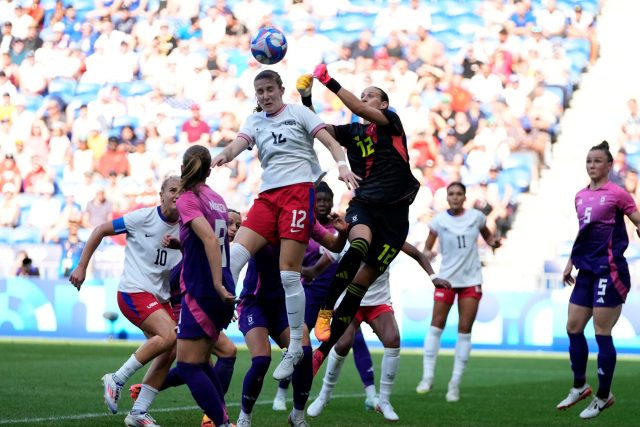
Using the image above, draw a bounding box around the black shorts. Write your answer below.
[345,199,409,274]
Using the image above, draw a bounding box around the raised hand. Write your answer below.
[296,74,313,97]
[312,64,331,85]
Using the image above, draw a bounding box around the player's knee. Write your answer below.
[382,333,400,348]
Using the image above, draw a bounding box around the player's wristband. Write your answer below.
[337,160,348,168]
[325,78,342,94]
[429,273,438,281]
[301,95,312,107]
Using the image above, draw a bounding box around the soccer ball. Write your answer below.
[250,27,288,65]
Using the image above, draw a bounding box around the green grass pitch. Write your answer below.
[0,341,638,426]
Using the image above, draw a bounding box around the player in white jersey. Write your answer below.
[212,69,360,387]
[306,242,450,422]
[69,176,182,427]
[416,181,500,402]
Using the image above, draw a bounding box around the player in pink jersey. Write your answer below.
[558,141,640,419]
[212,69,360,386]
[175,145,235,427]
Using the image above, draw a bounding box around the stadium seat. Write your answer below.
[73,0,95,11]
[24,95,44,112]
[114,82,133,97]
[563,38,590,56]
[625,151,640,171]
[10,227,42,244]
[48,78,78,104]
[544,85,565,108]
[112,115,139,129]
[0,227,12,245]
[127,80,154,97]
[75,82,102,96]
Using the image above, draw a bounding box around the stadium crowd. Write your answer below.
[0,0,599,278]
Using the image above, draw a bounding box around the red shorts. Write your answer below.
[354,304,394,325]
[242,182,315,245]
[117,291,174,328]
[433,286,483,305]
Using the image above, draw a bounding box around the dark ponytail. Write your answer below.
[589,140,613,163]
[179,145,211,195]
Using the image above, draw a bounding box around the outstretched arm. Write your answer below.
[297,74,336,138]
[313,64,390,126]
[402,242,451,289]
[211,136,250,167]
[69,221,114,289]
[315,128,361,190]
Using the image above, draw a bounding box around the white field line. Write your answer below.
[0,393,365,425]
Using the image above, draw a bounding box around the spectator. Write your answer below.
[349,29,375,60]
[97,136,130,178]
[0,151,21,188]
[535,0,566,38]
[27,180,61,232]
[114,6,136,34]
[437,129,465,173]
[44,191,83,242]
[16,254,40,277]
[157,21,178,55]
[73,138,95,177]
[177,16,202,40]
[0,22,14,54]
[23,23,43,54]
[23,154,52,193]
[0,181,20,227]
[566,3,599,64]
[58,219,85,278]
[27,0,44,28]
[82,187,113,228]
[507,0,535,36]
[128,141,155,185]
[180,104,210,144]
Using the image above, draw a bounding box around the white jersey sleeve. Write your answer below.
[117,206,182,302]
[238,104,325,192]
[430,209,485,288]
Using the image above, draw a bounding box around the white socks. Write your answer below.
[451,333,472,385]
[281,270,304,353]
[230,244,251,284]
[131,384,158,413]
[320,348,346,401]
[379,347,400,404]
[365,384,377,400]
[422,326,442,382]
[113,354,143,385]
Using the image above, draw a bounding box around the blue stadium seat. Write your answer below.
[625,151,640,171]
[41,0,57,11]
[544,85,565,108]
[75,82,102,96]
[563,38,590,56]
[48,78,78,104]
[11,227,42,244]
[112,115,139,129]
[625,140,640,155]
[73,0,95,11]
[24,95,44,112]
[114,82,133,97]
[127,80,154,97]
[0,227,12,244]
[497,167,531,193]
